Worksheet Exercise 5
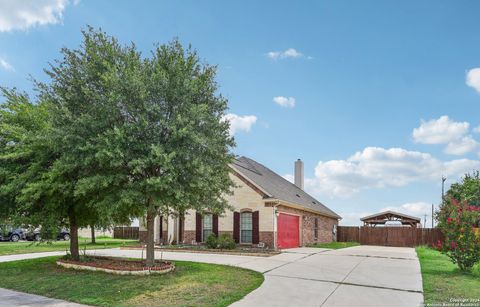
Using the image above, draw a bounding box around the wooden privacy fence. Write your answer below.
[337,226,444,247]
[113,226,139,240]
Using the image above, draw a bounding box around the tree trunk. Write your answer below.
[68,208,79,261]
[145,207,156,267]
[90,225,96,244]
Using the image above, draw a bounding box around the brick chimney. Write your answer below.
[294,159,304,190]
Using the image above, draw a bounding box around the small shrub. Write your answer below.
[217,234,235,249]
[205,234,218,249]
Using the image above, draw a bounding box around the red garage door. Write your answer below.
[277,213,299,249]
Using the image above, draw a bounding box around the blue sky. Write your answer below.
[1,0,480,225]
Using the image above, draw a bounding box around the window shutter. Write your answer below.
[159,216,163,239]
[233,212,240,243]
[213,214,219,236]
[252,211,260,244]
[196,212,202,242]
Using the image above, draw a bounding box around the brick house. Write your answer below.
[139,157,341,249]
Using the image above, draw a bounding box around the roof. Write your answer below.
[360,211,421,223]
[230,156,341,219]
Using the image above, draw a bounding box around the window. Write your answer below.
[240,212,253,243]
[203,214,213,241]
[314,218,318,240]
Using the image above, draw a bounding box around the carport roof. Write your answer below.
[231,156,341,219]
[360,210,421,226]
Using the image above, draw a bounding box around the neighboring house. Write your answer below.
[139,157,341,249]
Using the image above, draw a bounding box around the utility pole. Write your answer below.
[442,176,447,203]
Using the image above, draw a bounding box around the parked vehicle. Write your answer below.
[25,229,70,241]
[0,225,25,242]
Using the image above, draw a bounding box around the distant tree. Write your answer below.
[0,88,113,258]
[0,88,60,230]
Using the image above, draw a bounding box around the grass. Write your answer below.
[0,237,138,256]
[307,241,360,249]
[0,256,264,307]
[416,246,480,304]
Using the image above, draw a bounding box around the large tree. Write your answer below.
[85,35,235,267]
[39,28,235,266]
[0,28,234,266]
[0,88,117,259]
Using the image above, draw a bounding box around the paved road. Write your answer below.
[0,245,423,306]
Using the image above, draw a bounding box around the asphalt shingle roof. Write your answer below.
[231,156,341,219]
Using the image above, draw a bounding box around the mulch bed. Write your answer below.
[122,245,280,257]
[58,256,173,272]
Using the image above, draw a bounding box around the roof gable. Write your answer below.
[230,156,341,219]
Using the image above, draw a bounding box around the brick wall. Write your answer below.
[260,231,274,248]
[184,230,196,244]
[277,205,338,245]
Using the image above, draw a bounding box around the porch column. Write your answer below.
[154,215,160,244]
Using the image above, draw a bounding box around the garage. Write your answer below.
[277,213,299,249]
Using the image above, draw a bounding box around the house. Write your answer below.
[139,157,341,249]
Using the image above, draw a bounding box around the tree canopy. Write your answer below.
[0,27,235,265]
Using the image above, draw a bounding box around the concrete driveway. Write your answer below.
[232,245,424,307]
[90,245,423,307]
[0,245,423,307]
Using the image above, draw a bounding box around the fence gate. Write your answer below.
[359,227,418,247]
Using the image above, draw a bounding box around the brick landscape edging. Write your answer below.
[56,260,175,276]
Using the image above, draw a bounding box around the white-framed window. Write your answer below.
[240,212,253,243]
[203,214,213,241]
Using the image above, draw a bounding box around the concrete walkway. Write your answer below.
[0,288,84,306]
[0,251,65,263]
[0,245,424,307]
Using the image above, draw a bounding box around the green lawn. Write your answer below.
[0,256,264,307]
[307,241,360,249]
[416,246,480,304]
[0,238,137,256]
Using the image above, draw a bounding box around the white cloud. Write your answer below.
[380,202,431,217]
[474,126,480,133]
[299,147,480,198]
[273,96,296,108]
[222,113,257,135]
[267,48,307,60]
[338,212,373,226]
[413,115,479,155]
[0,0,70,32]
[466,68,480,94]
[0,57,14,72]
[444,136,479,155]
[413,115,469,144]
